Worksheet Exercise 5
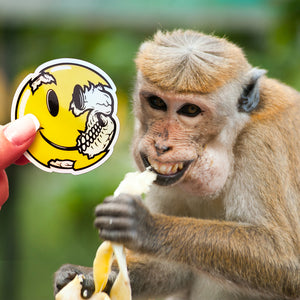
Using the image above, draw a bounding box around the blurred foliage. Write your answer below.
[245,0,300,89]
[0,0,299,299]
[0,24,141,300]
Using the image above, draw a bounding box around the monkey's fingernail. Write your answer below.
[82,289,88,298]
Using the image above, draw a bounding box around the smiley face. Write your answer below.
[11,58,119,175]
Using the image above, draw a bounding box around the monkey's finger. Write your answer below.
[98,228,136,245]
[103,193,142,205]
[101,195,115,204]
[81,277,96,299]
[94,216,134,231]
[95,202,135,218]
[54,265,80,295]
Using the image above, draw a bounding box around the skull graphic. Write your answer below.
[70,82,117,159]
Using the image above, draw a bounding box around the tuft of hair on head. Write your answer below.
[135,30,251,94]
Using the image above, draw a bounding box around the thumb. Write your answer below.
[0,114,40,170]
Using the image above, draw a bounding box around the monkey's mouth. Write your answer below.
[141,154,192,186]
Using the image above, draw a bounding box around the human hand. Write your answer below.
[0,114,40,208]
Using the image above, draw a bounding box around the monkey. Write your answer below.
[54,29,300,299]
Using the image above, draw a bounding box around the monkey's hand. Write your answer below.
[54,264,97,298]
[94,194,155,252]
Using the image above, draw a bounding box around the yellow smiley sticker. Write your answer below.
[11,58,120,175]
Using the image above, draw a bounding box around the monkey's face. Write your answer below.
[132,83,233,196]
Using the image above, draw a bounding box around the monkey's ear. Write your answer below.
[238,68,266,113]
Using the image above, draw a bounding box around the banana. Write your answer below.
[93,241,114,294]
[55,274,110,300]
[55,168,156,300]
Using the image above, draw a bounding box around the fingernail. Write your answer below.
[82,289,88,298]
[4,114,40,146]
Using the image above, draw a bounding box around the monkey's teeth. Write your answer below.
[148,159,184,175]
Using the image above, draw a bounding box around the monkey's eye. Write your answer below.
[177,104,202,117]
[147,96,167,111]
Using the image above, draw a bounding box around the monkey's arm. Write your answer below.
[125,252,193,299]
[95,194,300,299]
[54,253,193,299]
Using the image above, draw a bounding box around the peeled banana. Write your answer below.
[55,241,113,300]
[55,168,156,300]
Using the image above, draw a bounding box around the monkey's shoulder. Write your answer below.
[253,77,300,121]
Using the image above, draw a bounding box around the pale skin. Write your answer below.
[0,114,39,208]
[55,30,300,299]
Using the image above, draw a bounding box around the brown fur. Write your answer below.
[129,30,300,299]
[55,30,300,300]
[135,30,251,93]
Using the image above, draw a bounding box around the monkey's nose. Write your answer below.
[155,143,172,156]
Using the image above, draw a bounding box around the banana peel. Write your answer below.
[55,168,157,300]
[55,241,113,300]
[93,241,114,294]
[110,167,157,299]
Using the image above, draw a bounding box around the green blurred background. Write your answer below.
[0,0,299,299]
